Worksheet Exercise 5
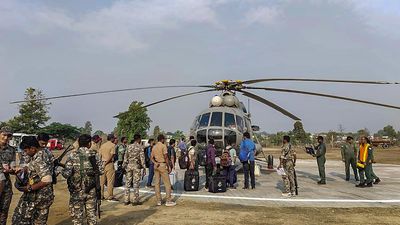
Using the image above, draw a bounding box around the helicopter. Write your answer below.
[11,78,400,155]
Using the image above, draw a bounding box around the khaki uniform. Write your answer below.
[315,143,327,183]
[99,141,116,199]
[62,147,103,225]
[280,143,296,194]
[12,149,54,225]
[122,143,145,204]
[151,142,172,202]
[0,144,16,225]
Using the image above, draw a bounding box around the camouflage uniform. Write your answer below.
[62,147,103,225]
[280,143,296,194]
[0,144,16,225]
[123,142,145,204]
[12,149,54,225]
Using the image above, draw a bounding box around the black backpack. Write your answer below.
[179,148,190,169]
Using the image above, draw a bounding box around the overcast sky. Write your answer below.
[0,0,399,135]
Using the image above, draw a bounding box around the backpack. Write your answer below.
[220,150,231,167]
[239,146,250,162]
[179,147,190,169]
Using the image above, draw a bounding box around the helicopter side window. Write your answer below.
[224,113,236,129]
[236,115,244,132]
[191,115,200,130]
[199,113,211,128]
[210,112,222,127]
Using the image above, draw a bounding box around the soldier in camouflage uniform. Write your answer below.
[62,134,103,225]
[12,136,54,225]
[0,126,16,225]
[278,135,297,197]
[123,134,146,206]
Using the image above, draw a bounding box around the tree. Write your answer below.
[326,130,339,148]
[81,121,93,135]
[116,101,151,141]
[41,122,81,140]
[93,130,105,136]
[292,121,310,145]
[376,125,397,139]
[357,128,370,138]
[172,130,185,140]
[153,126,161,139]
[8,87,50,133]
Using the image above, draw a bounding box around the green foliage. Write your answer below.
[268,131,290,146]
[116,101,151,141]
[41,122,81,140]
[8,88,50,133]
[171,130,185,140]
[153,125,161,139]
[357,128,370,138]
[93,130,105,136]
[292,121,311,145]
[375,125,397,139]
[81,121,92,135]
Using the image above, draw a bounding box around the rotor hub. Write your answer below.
[214,80,244,91]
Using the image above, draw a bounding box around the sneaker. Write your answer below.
[317,180,326,185]
[373,178,381,185]
[156,201,162,206]
[365,182,373,187]
[107,197,119,203]
[282,193,292,197]
[165,201,176,207]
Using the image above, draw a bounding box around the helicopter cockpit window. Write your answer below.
[191,115,200,130]
[210,112,222,127]
[198,113,210,128]
[224,113,236,129]
[236,115,244,132]
[197,130,207,144]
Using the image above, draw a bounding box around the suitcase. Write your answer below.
[169,170,177,188]
[184,170,199,191]
[114,167,124,187]
[198,150,207,167]
[209,175,227,193]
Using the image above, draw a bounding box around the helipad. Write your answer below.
[115,160,400,208]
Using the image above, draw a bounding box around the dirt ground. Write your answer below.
[6,147,400,225]
[7,179,400,225]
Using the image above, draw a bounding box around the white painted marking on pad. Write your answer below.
[116,187,400,204]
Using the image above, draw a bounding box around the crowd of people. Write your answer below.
[0,124,384,224]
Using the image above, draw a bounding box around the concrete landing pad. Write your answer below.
[115,160,400,208]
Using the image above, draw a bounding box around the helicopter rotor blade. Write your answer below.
[238,90,301,121]
[246,87,400,110]
[242,78,398,85]
[114,89,216,118]
[10,85,214,104]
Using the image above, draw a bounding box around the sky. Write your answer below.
[0,0,399,135]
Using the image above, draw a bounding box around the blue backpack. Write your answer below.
[239,146,250,162]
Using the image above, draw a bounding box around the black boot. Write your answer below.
[374,178,381,185]
[365,182,373,187]
[356,182,365,188]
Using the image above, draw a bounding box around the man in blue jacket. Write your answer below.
[239,132,256,189]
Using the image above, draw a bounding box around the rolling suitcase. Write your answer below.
[184,170,199,191]
[267,155,274,169]
[209,175,227,193]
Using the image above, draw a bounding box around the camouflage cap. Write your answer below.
[0,126,13,135]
